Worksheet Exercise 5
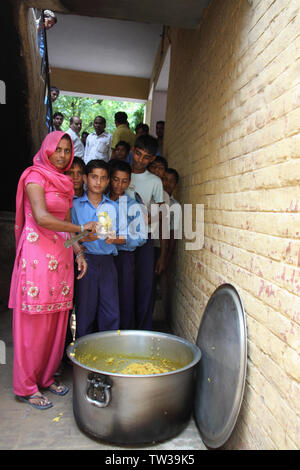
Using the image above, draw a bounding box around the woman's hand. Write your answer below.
[76,254,88,280]
[79,221,99,242]
[83,221,98,233]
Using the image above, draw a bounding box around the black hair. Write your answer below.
[156,120,165,126]
[70,156,86,171]
[85,159,110,177]
[108,159,132,178]
[134,134,158,156]
[152,155,168,170]
[53,111,64,119]
[81,131,89,137]
[115,140,130,153]
[115,111,128,124]
[135,123,149,134]
[94,115,106,126]
[165,168,179,184]
[50,86,59,94]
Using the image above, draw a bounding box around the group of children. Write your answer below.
[65,134,180,338]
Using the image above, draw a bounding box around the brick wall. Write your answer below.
[164,0,300,449]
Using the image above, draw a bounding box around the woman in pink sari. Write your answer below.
[9,131,97,409]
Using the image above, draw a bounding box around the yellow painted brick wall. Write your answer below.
[164,0,300,449]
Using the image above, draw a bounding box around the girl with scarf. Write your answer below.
[9,131,97,409]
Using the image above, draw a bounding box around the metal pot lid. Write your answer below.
[194,284,247,448]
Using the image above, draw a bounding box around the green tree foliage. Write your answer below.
[53,95,145,135]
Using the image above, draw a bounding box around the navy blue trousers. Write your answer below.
[114,238,155,330]
[114,251,135,329]
[75,253,120,338]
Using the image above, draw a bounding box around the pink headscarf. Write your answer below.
[14,131,75,248]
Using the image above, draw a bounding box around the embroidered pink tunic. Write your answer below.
[13,170,74,314]
[9,131,75,397]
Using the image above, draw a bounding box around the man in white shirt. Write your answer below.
[66,116,85,158]
[84,116,112,164]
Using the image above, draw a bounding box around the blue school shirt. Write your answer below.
[71,193,118,256]
[108,194,147,252]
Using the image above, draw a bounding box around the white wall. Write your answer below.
[150,90,167,135]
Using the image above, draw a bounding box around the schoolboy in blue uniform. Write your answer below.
[126,135,167,330]
[66,156,86,200]
[108,159,146,329]
[71,159,120,337]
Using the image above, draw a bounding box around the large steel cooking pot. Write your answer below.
[67,330,201,445]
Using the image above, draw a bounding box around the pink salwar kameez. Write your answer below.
[9,131,75,397]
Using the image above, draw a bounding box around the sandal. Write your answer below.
[47,381,69,396]
[17,393,53,410]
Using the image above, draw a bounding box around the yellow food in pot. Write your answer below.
[74,349,182,375]
[105,357,115,365]
[120,362,168,375]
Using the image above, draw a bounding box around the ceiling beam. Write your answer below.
[50,67,150,100]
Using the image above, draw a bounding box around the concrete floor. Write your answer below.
[0,304,206,451]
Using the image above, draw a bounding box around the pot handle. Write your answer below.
[86,373,111,408]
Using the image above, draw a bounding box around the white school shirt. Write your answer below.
[126,170,164,233]
[84,131,112,164]
[66,128,85,158]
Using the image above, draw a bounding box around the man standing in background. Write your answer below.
[81,131,89,148]
[111,111,135,159]
[46,86,60,132]
[66,116,85,158]
[52,112,64,131]
[155,120,165,156]
[84,116,111,163]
